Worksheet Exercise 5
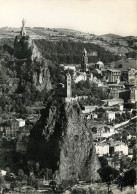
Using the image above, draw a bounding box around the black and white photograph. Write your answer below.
[0,0,136,193]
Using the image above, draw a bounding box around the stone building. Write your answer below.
[110,141,128,156]
[95,143,109,156]
[119,104,124,111]
[106,69,121,83]
[81,48,89,72]
[66,73,72,98]
[64,65,76,72]
[82,105,98,114]
[6,119,25,137]
[128,86,137,103]
[74,72,87,83]
[103,98,124,106]
[11,119,25,129]
[128,68,136,85]
[65,73,75,103]
[106,111,115,122]
[110,88,119,99]
[95,61,104,70]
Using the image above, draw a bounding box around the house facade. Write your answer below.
[106,111,115,122]
[106,69,121,83]
[95,143,109,156]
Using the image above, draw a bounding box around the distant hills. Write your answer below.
[100,33,123,39]
[0,27,136,57]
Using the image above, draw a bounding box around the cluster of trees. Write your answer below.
[73,81,109,98]
[115,112,131,124]
[0,38,14,58]
[34,39,121,64]
[74,81,109,107]
[0,58,49,118]
[1,160,53,191]
[98,156,136,192]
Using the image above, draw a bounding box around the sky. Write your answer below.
[0,0,136,36]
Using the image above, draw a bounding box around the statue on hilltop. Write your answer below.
[20,18,26,37]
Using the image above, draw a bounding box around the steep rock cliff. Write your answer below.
[28,98,100,184]
[14,35,51,92]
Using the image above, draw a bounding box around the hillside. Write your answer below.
[100,33,122,39]
[0,27,136,57]
[109,58,136,70]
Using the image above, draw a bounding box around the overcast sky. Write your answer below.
[0,0,136,36]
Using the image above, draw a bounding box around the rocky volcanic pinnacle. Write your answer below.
[14,35,52,92]
[28,98,100,184]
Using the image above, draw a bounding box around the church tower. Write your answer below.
[66,73,72,98]
[129,86,137,103]
[20,19,26,37]
[81,48,88,72]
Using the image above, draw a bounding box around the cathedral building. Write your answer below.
[95,61,104,70]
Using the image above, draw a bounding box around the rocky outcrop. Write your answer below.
[14,35,52,92]
[14,36,41,61]
[28,98,100,185]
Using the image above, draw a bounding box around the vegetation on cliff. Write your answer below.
[0,37,52,116]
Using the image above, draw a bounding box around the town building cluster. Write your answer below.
[0,20,136,188]
[60,47,136,169]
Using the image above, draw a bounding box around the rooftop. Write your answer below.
[107,69,121,72]
[84,105,98,108]
[107,83,125,87]
[109,140,127,146]
[95,143,109,146]
[96,61,104,65]
[103,98,124,102]
[16,118,25,122]
[106,111,115,114]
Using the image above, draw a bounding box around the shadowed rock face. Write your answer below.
[28,99,100,184]
[14,36,41,61]
[14,35,52,92]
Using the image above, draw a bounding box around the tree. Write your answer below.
[5,167,11,175]
[35,162,40,175]
[120,156,131,171]
[28,173,36,186]
[129,138,136,148]
[122,168,136,188]
[99,156,108,167]
[18,169,24,180]
[98,166,119,192]
[132,147,136,162]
